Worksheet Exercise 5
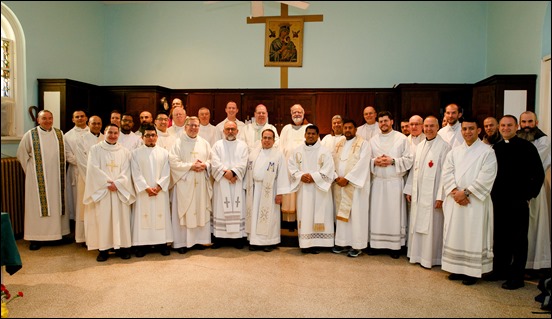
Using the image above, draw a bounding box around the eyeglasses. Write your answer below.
[186,124,199,128]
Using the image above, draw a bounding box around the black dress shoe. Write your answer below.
[502,280,524,290]
[483,272,506,282]
[158,245,170,256]
[249,245,261,251]
[462,276,478,285]
[96,250,109,262]
[301,248,311,254]
[263,245,275,252]
[366,248,380,255]
[119,248,131,259]
[234,239,245,249]
[177,247,188,254]
[29,241,41,251]
[309,248,320,254]
[135,249,146,258]
[390,252,400,259]
[448,273,465,281]
[194,244,206,250]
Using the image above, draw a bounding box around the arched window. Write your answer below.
[1,2,26,140]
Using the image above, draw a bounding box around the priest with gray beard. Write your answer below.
[210,121,249,249]
[517,111,551,272]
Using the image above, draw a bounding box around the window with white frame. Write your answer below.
[1,2,26,139]
[1,36,15,136]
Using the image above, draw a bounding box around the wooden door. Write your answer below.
[213,93,243,125]
[187,93,214,120]
[316,93,347,135]
[125,92,156,131]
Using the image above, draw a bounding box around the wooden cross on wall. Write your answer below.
[247,3,323,89]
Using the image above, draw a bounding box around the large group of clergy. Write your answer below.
[16,101,550,291]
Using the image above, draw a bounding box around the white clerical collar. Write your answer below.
[39,126,52,132]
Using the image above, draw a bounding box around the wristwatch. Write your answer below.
[464,189,471,197]
[391,158,395,166]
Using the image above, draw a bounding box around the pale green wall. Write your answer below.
[1,1,548,157]
[486,1,547,74]
[102,1,488,88]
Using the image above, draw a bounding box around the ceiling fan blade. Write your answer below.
[278,1,310,10]
[251,1,264,17]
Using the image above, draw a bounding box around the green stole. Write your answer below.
[31,127,65,217]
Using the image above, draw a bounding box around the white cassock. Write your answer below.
[407,133,426,156]
[245,146,290,246]
[441,139,497,278]
[438,122,463,148]
[17,127,70,240]
[278,123,312,221]
[156,129,177,151]
[211,138,249,238]
[321,134,344,154]
[403,135,451,268]
[118,131,143,151]
[526,134,551,269]
[215,118,246,142]
[169,133,213,248]
[240,122,280,152]
[333,136,371,250]
[130,145,172,246]
[288,141,335,249]
[356,123,381,142]
[198,123,217,147]
[64,126,89,221]
[83,141,135,251]
[73,131,104,243]
[369,130,413,250]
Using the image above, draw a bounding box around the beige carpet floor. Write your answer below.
[1,239,549,318]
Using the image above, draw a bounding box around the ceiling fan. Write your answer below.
[205,1,310,18]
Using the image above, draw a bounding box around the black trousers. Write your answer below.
[491,199,529,282]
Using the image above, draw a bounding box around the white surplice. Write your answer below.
[64,126,89,221]
[118,131,143,151]
[404,135,450,268]
[278,123,312,220]
[369,130,413,250]
[169,134,213,248]
[131,145,172,246]
[333,136,371,250]
[73,131,104,243]
[356,122,381,142]
[240,122,280,152]
[288,141,336,249]
[156,129,177,151]
[211,138,249,238]
[198,123,217,147]
[321,134,344,154]
[526,134,551,269]
[17,127,70,241]
[83,141,135,251]
[441,139,497,278]
[438,122,463,148]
